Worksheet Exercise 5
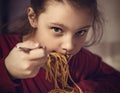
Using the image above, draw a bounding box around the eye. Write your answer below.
[75,30,87,37]
[51,27,63,33]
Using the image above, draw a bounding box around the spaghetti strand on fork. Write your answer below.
[45,52,83,93]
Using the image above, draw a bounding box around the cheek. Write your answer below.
[46,43,59,53]
[74,36,87,52]
[41,38,60,52]
[34,29,60,52]
[75,36,87,46]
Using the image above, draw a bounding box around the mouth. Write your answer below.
[48,51,72,63]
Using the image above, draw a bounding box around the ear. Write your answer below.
[27,7,37,28]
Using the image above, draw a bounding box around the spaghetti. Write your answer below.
[46,52,83,93]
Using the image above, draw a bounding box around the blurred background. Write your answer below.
[88,0,120,71]
[0,0,120,71]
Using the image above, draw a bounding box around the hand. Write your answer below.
[5,41,48,79]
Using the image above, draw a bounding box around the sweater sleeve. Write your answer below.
[0,57,22,92]
[69,48,120,93]
[0,34,22,92]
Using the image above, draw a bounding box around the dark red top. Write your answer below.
[0,34,120,93]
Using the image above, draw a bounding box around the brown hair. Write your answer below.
[9,0,104,46]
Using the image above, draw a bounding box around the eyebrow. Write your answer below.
[78,25,91,30]
[50,23,67,29]
[50,23,91,30]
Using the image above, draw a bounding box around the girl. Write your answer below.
[0,0,120,93]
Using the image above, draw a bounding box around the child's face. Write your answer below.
[28,2,92,56]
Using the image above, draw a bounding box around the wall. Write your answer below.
[9,0,30,23]
[88,0,120,71]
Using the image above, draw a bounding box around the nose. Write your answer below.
[61,37,74,53]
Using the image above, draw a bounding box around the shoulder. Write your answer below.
[0,34,21,42]
[69,48,102,72]
[0,34,21,45]
[70,48,118,74]
[0,34,21,59]
[75,48,101,61]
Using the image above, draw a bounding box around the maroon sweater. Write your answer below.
[0,34,120,93]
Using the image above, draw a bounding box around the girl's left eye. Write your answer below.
[75,30,87,37]
[51,27,62,33]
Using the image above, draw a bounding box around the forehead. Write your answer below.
[38,1,92,29]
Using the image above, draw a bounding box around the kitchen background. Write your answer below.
[0,0,120,71]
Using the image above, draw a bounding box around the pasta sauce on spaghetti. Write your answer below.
[46,52,83,93]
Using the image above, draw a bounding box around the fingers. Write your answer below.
[16,41,40,50]
[5,41,48,79]
[15,41,48,66]
[29,47,47,60]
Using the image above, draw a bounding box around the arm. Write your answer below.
[78,60,120,93]
[0,34,22,92]
[0,34,48,93]
[0,57,21,93]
